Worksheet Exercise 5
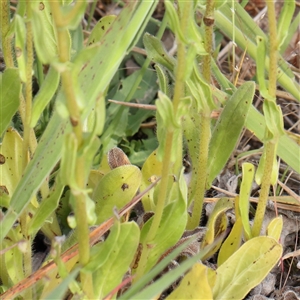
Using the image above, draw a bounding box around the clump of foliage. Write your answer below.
[0,0,299,299]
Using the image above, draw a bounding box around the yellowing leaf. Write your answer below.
[0,128,27,196]
[266,216,283,240]
[213,236,282,300]
[217,217,243,266]
[140,149,163,211]
[239,163,255,240]
[167,263,213,299]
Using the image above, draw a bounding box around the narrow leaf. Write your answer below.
[266,216,283,240]
[217,217,243,266]
[207,82,255,188]
[0,69,21,136]
[239,163,255,239]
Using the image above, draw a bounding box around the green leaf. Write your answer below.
[239,163,255,240]
[28,181,64,236]
[138,172,187,274]
[277,0,295,49]
[143,33,176,72]
[0,2,158,242]
[0,113,70,242]
[60,2,88,30]
[125,235,224,300]
[60,133,77,187]
[155,92,190,164]
[213,237,282,300]
[31,1,59,64]
[279,12,299,54]
[90,222,140,299]
[92,165,141,224]
[188,65,216,111]
[140,149,163,211]
[255,36,268,98]
[155,64,171,97]
[182,108,202,205]
[263,100,285,141]
[210,66,300,173]
[14,15,27,82]
[209,2,300,101]
[155,92,181,163]
[0,69,21,136]
[87,15,116,46]
[207,82,255,188]
[164,1,189,45]
[156,91,180,129]
[30,66,60,127]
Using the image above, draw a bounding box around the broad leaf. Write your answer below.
[213,237,282,299]
[167,263,213,299]
[92,165,141,224]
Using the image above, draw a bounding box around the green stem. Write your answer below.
[187,0,215,229]
[49,2,93,296]
[22,2,33,170]
[20,4,33,297]
[203,0,214,82]
[147,0,190,246]
[134,2,191,282]
[252,142,275,236]
[265,2,277,97]
[252,0,278,237]
[0,0,14,68]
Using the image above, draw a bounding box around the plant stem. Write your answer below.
[203,0,214,82]
[20,4,33,298]
[49,2,93,296]
[147,0,190,247]
[22,2,33,170]
[252,142,275,236]
[187,0,214,229]
[252,0,278,237]
[265,2,277,97]
[134,2,191,281]
[0,0,14,68]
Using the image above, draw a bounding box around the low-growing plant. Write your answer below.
[0,0,299,299]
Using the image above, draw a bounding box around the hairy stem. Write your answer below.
[49,2,93,296]
[252,0,278,237]
[203,0,214,82]
[134,2,191,281]
[188,0,214,229]
[0,0,14,68]
[252,142,275,236]
[20,4,33,298]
